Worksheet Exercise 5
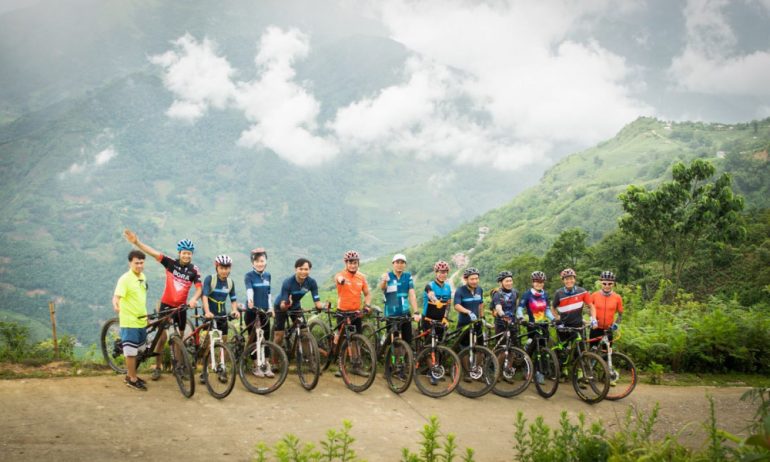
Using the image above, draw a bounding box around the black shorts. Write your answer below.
[274,310,304,331]
[244,309,271,336]
[211,316,229,336]
[589,328,613,345]
[159,303,187,333]
[386,317,413,344]
[457,321,482,348]
[420,319,446,342]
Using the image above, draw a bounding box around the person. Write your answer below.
[272,258,324,355]
[421,260,453,340]
[516,271,554,384]
[244,247,271,349]
[453,267,484,348]
[112,250,149,391]
[334,250,372,334]
[123,229,202,380]
[590,271,623,344]
[551,268,596,347]
[491,271,519,335]
[200,254,240,383]
[379,253,420,344]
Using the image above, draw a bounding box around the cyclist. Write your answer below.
[590,271,623,343]
[453,267,484,348]
[552,268,596,347]
[112,250,149,391]
[335,250,372,331]
[517,271,554,384]
[272,258,324,355]
[491,271,518,335]
[200,254,240,383]
[244,247,271,350]
[123,229,202,381]
[379,253,420,344]
[422,260,452,339]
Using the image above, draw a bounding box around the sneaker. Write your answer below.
[199,374,207,385]
[252,368,265,378]
[264,368,275,378]
[609,380,617,387]
[428,372,438,386]
[334,370,343,378]
[351,367,369,377]
[151,367,161,381]
[125,377,147,391]
[535,371,545,385]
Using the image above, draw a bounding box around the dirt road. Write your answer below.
[0,374,755,461]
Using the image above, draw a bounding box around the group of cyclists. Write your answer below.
[111,229,624,395]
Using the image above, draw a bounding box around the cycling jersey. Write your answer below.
[203,275,237,315]
[157,254,201,307]
[491,288,518,318]
[591,290,623,329]
[244,270,271,310]
[454,285,483,326]
[114,270,148,328]
[275,275,320,310]
[382,271,414,317]
[335,270,369,311]
[423,280,452,320]
[552,286,591,327]
[517,288,553,322]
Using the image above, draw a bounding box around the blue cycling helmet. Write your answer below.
[177,239,195,252]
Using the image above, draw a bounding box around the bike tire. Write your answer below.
[100,318,127,374]
[238,340,289,395]
[602,351,637,401]
[308,318,332,364]
[413,345,461,398]
[296,331,321,391]
[169,334,195,398]
[532,347,560,399]
[203,341,236,399]
[572,351,610,404]
[492,346,533,398]
[456,345,499,398]
[383,338,414,394]
[339,334,377,392]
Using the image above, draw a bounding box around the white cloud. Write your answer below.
[669,0,770,95]
[94,147,117,166]
[60,144,118,179]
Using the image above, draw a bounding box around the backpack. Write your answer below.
[209,275,234,294]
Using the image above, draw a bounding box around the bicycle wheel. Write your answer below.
[169,334,195,398]
[100,318,127,374]
[414,345,460,398]
[572,351,610,404]
[308,319,332,362]
[383,338,414,394]
[532,347,560,399]
[203,341,236,399]
[602,351,637,401]
[492,346,533,398]
[295,331,320,391]
[339,334,376,392]
[456,345,499,398]
[239,340,289,395]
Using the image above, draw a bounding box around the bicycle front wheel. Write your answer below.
[339,334,377,392]
[456,345,499,398]
[295,331,320,391]
[100,318,127,374]
[203,342,236,399]
[572,351,610,404]
[414,345,460,398]
[532,347,560,399]
[383,338,414,394]
[169,334,195,398]
[239,340,289,395]
[492,346,533,398]
[308,319,332,364]
[603,351,637,401]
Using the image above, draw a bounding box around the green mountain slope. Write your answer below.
[361,117,770,288]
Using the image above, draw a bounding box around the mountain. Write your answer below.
[360,117,770,288]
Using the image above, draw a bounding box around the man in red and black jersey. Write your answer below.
[124,229,202,380]
[551,268,596,347]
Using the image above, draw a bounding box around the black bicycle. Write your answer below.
[412,319,461,398]
[486,317,533,398]
[444,318,499,398]
[371,313,415,394]
[552,324,611,404]
[281,309,321,391]
[524,321,560,399]
[316,307,377,393]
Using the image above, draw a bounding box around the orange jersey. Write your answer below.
[591,291,624,329]
[335,270,369,311]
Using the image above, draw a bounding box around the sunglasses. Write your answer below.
[601,282,614,286]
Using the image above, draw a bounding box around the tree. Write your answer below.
[618,159,744,289]
[543,228,589,278]
[501,253,543,293]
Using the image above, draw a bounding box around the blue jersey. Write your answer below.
[244,270,271,311]
[383,271,415,317]
[423,280,452,320]
[492,288,519,318]
[454,285,483,325]
[203,275,236,315]
[274,275,320,310]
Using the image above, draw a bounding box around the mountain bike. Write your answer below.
[588,328,637,400]
[524,321,560,399]
[318,307,377,393]
[444,318,499,398]
[237,309,288,395]
[552,324,611,404]
[282,309,321,391]
[100,304,195,398]
[412,319,461,398]
[183,314,236,399]
[370,313,415,394]
[486,317,533,398]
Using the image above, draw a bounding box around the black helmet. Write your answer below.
[463,267,480,279]
[497,271,513,282]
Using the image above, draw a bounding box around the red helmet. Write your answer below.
[560,268,577,279]
[343,250,360,261]
[250,247,267,262]
[433,260,450,272]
